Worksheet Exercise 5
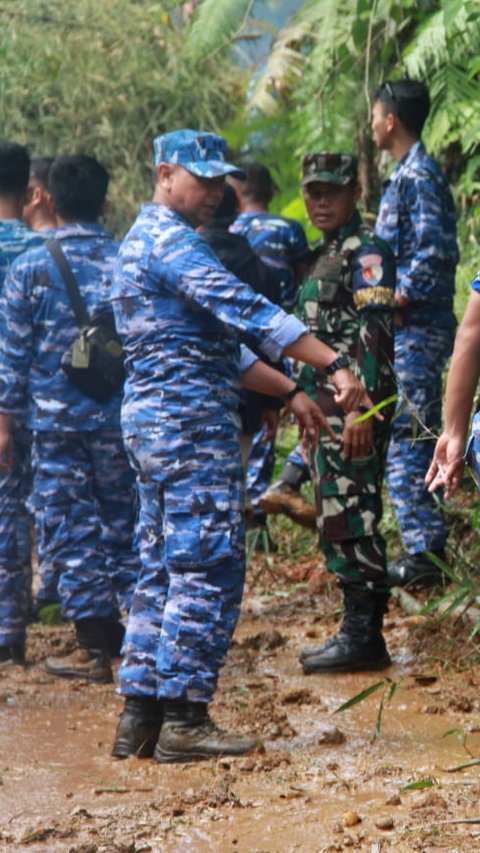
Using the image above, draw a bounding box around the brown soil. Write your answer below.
[1,554,480,853]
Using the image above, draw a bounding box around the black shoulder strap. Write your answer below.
[45,238,89,327]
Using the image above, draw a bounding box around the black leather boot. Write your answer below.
[154,700,260,764]
[44,618,113,683]
[300,588,391,674]
[387,548,448,588]
[0,641,25,666]
[112,696,163,759]
[104,618,126,657]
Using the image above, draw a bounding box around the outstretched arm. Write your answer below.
[241,357,336,449]
[426,288,480,498]
[0,413,13,473]
[283,334,375,414]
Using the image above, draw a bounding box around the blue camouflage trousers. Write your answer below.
[0,427,32,646]
[386,325,454,553]
[119,424,246,704]
[285,442,310,478]
[32,430,140,622]
[465,411,480,490]
[246,427,275,519]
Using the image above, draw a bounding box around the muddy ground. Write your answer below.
[1,549,480,853]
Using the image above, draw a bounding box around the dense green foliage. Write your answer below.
[190,0,480,306]
[0,0,246,234]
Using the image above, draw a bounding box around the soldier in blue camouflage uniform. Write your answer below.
[0,155,140,682]
[0,142,45,666]
[372,80,458,586]
[23,156,56,234]
[109,129,373,763]
[274,153,397,674]
[229,162,309,534]
[426,270,480,500]
[22,156,61,615]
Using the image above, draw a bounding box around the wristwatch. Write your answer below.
[280,384,303,405]
[324,353,350,376]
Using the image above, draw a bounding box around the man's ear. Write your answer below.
[156,162,175,189]
[99,198,108,220]
[44,190,56,217]
[385,111,396,134]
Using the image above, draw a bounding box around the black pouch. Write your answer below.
[47,239,125,403]
[310,255,344,303]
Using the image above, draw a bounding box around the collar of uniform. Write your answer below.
[391,140,425,180]
[147,202,195,229]
[328,209,362,245]
[53,222,111,241]
[0,219,32,235]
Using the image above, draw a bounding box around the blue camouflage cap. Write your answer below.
[153,129,245,180]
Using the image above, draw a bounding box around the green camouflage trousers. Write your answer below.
[311,389,394,595]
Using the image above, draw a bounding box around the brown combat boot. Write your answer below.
[260,460,316,528]
[154,700,261,764]
[260,482,316,529]
[44,647,113,683]
[44,618,113,683]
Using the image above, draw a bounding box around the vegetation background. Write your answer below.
[1,0,479,607]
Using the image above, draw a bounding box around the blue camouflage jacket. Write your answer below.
[231,211,308,311]
[111,203,307,440]
[375,141,458,330]
[0,223,122,431]
[0,220,45,290]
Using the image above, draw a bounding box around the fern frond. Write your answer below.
[249,0,356,115]
[403,10,446,78]
[183,0,253,59]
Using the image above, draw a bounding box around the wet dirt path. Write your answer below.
[1,574,480,852]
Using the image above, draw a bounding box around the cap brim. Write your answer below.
[185,161,246,180]
[301,173,351,187]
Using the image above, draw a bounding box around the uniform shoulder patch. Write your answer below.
[351,241,395,310]
[358,253,384,286]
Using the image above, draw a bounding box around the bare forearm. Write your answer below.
[443,328,480,441]
[443,291,480,441]
[0,412,12,433]
[241,359,296,398]
[283,333,337,371]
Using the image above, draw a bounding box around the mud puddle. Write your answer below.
[1,566,480,853]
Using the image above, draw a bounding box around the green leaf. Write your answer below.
[351,18,368,50]
[444,760,480,772]
[334,680,385,713]
[442,728,464,741]
[184,0,252,58]
[352,394,399,424]
[386,678,398,701]
[400,778,435,791]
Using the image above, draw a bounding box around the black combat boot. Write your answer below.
[154,700,261,764]
[104,618,126,658]
[44,618,113,683]
[300,587,391,674]
[260,461,316,529]
[111,696,163,759]
[0,641,26,666]
[387,548,449,588]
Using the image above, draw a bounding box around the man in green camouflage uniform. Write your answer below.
[297,153,397,673]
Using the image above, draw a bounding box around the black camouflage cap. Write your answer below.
[301,152,358,187]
